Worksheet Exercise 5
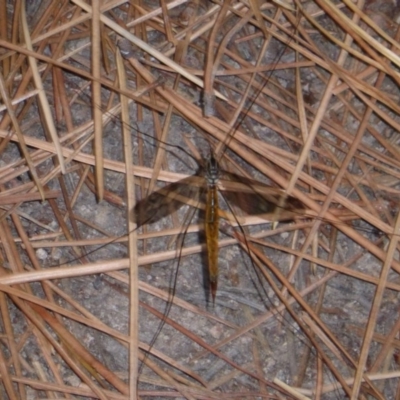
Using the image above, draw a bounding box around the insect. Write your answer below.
[132,149,305,303]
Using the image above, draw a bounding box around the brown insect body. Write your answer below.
[132,153,304,302]
[204,154,220,302]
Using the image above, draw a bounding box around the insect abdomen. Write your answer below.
[205,183,219,302]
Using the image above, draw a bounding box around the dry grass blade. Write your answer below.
[1,1,400,399]
[116,48,139,397]
[91,0,104,200]
[20,0,66,176]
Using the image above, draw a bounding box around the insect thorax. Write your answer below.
[205,155,220,186]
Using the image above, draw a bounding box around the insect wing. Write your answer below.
[218,170,304,221]
[132,173,203,227]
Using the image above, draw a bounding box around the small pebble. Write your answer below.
[36,248,48,260]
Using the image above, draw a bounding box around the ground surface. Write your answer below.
[1,1,400,399]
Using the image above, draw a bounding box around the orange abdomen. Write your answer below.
[205,184,219,301]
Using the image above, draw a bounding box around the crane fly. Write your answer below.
[132,149,305,302]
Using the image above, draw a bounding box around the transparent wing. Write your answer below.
[132,173,204,227]
[219,170,304,220]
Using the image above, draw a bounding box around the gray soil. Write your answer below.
[2,1,400,399]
